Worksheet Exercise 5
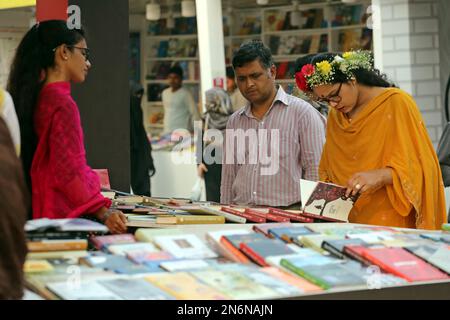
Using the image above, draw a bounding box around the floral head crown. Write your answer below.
[295,50,374,92]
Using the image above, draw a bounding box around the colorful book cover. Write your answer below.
[359,247,449,282]
[205,229,252,262]
[265,248,320,268]
[99,278,175,300]
[107,242,159,256]
[190,270,278,300]
[239,239,297,267]
[27,239,88,252]
[280,255,340,285]
[153,234,218,259]
[114,264,163,275]
[126,250,175,265]
[405,244,450,274]
[299,234,344,255]
[322,238,367,259]
[90,234,136,251]
[134,228,183,243]
[24,260,54,273]
[237,267,304,297]
[220,233,267,264]
[261,267,322,293]
[301,179,360,222]
[297,262,367,290]
[268,226,316,242]
[159,259,210,272]
[80,253,136,271]
[145,272,229,300]
[252,222,293,238]
[47,280,122,300]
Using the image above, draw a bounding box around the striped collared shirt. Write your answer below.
[220,86,326,206]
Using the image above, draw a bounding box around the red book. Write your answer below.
[343,245,375,266]
[245,208,290,222]
[359,247,449,282]
[93,169,111,190]
[221,207,266,223]
[239,239,297,267]
[268,208,314,223]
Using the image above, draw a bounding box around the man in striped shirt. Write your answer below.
[220,41,326,207]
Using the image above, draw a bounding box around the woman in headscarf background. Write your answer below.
[295,51,446,230]
[130,80,155,196]
[197,87,234,203]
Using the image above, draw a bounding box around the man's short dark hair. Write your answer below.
[226,66,235,79]
[232,40,274,70]
[169,65,183,79]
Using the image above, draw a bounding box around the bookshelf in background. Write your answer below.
[224,1,373,95]
[144,17,200,137]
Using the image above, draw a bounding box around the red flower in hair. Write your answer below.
[295,71,309,92]
[301,64,315,77]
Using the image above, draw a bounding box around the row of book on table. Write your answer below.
[24,215,450,300]
[101,179,363,228]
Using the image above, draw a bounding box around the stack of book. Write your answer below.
[24,222,450,300]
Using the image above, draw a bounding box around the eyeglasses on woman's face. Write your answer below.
[67,45,90,62]
[316,82,343,105]
[52,45,90,62]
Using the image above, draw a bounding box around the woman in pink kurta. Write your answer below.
[32,82,110,219]
[7,20,127,233]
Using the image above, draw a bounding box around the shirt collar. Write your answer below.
[239,85,289,117]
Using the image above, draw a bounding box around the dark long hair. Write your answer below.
[7,20,85,191]
[310,53,396,88]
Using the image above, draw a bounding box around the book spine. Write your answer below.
[27,231,89,241]
[221,207,266,223]
[219,237,251,264]
[244,209,289,222]
[321,242,345,259]
[342,246,373,267]
[27,240,88,252]
[239,243,270,267]
[300,210,344,223]
[177,216,226,224]
[201,207,247,223]
[269,208,314,223]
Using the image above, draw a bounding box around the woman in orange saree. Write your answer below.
[295,51,446,230]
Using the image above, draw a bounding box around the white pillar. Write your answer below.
[196,0,226,112]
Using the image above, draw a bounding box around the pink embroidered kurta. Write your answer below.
[32,82,111,219]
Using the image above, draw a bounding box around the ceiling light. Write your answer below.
[181,0,196,17]
[146,1,160,21]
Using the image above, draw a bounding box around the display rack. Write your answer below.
[224,0,373,95]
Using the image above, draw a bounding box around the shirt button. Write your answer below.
[253,191,257,195]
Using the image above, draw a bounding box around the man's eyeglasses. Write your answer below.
[317,82,342,105]
[52,45,90,62]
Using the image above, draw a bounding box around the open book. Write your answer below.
[300,179,360,222]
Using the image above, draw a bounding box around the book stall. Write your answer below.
[23,181,450,300]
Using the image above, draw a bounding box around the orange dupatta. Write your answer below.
[319,88,446,230]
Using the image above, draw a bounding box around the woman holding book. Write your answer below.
[295,51,446,230]
[7,21,127,234]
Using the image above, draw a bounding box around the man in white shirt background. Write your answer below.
[162,65,201,134]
